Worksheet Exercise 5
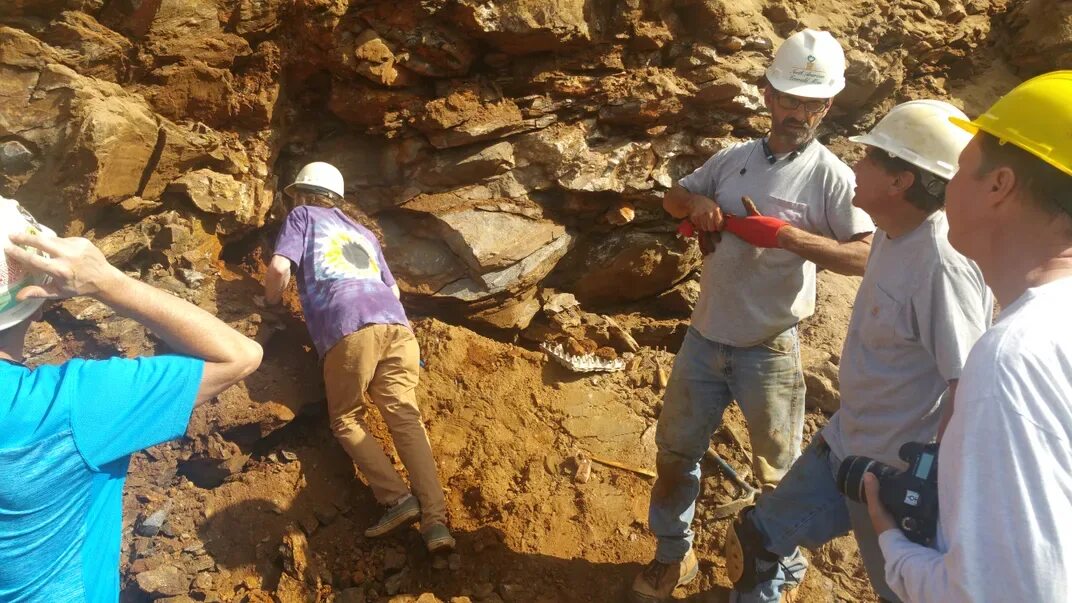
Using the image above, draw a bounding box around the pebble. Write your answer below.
[192,572,214,591]
[136,503,171,537]
[132,537,154,559]
[297,513,319,535]
[339,586,366,603]
[573,452,592,484]
[744,35,773,51]
[543,454,560,476]
[385,571,405,595]
[314,505,339,526]
[383,547,408,572]
[135,566,190,598]
[499,583,524,601]
[188,556,215,573]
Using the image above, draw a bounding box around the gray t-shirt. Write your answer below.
[824,212,993,468]
[679,139,874,346]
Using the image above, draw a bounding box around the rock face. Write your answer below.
[2,0,1017,329]
[1004,0,1072,75]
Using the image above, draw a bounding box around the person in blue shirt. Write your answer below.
[0,210,263,602]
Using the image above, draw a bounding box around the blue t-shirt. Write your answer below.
[0,355,204,602]
[274,205,409,357]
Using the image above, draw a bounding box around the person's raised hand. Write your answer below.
[688,196,724,232]
[863,473,898,535]
[4,231,123,301]
[722,196,790,248]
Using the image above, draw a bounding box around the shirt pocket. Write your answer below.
[860,284,915,346]
[766,195,809,229]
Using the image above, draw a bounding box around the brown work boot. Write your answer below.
[628,550,699,602]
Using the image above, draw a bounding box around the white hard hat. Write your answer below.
[849,100,974,181]
[0,196,54,331]
[765,29,846,99]
[284,162,344,199]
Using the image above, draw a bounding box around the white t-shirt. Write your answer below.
[824,212,993,468]
[879,276,1072,603]
[679,139,875,346]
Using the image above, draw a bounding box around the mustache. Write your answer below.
[782,118,808,129]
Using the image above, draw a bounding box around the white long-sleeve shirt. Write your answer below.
[878,276,1072,602]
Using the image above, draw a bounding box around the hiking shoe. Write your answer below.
[628,550,699,602]
[364,495,420,538]
[422,522,456,553]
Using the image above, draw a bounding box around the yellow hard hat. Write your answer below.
[949,70,1072,177]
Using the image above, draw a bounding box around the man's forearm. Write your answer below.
[879,530,953,603]
[265,255,292,305]
[265,270,286,305]
[663,185,710,219]
[777,227,872,276]
[96,273,261,365]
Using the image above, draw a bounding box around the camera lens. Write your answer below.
[836,456,899,503]
[837,456,874,503]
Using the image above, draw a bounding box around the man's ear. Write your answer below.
[819,99,834,119]
[990,166,1018,199]
[975,164,1019,212]
[892,170,916,196]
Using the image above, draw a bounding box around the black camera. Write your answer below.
[836,442,940,546]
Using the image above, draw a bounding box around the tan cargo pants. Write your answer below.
[323,323,447,528]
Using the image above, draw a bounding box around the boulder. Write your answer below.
[379,202,572,330]
[328,78,423,132]
[434,207,565,272]
[165,168,267,234]
[1005,0,1072,75]
[1,28,251,229]
[0,43,160,226]
[233,0,288,36]
[333,27,419,88]
[513,124,659,194]
[435,232,571,302]
[140,0,251,68]
[553,229,701,307]
[837,49,902,111]
[655,278,700,315]
[411,141,516,190]
[414,85,533,149]
[679,0,775,42]
[41,11,133,81]
[449,0,593,54]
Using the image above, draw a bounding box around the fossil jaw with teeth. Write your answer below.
[540,341,626,373]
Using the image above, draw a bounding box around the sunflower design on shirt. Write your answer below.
[314,224,380,281]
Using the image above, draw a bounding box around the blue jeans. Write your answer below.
[734,437,901,602]
[650,326,805,564]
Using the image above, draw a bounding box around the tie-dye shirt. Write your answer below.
[274,206,409,357]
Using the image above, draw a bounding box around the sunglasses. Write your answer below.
[773,91,830,115]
